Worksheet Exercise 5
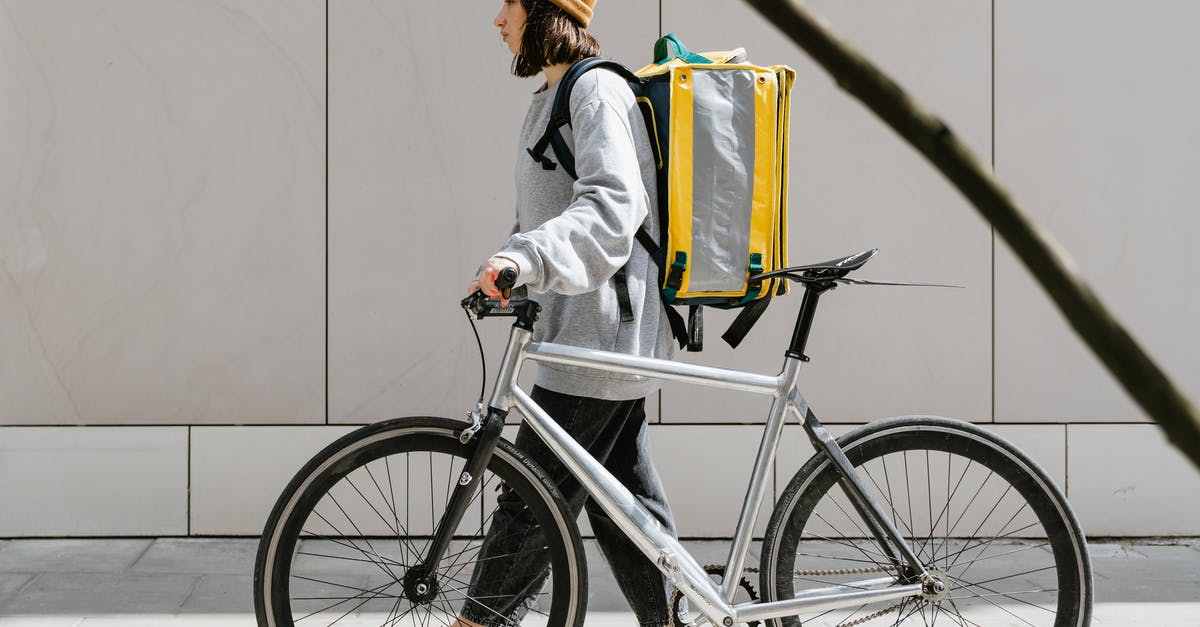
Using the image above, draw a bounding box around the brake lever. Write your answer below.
[461,288,534,320]
[460,291,489,318]
[461,266,528,319]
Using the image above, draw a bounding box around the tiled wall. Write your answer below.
[1,0,1197,537]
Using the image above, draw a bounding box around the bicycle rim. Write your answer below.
[255,420,585,627]
[762,418,1090,627]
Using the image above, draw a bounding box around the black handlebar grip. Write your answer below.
[496,266,518,300]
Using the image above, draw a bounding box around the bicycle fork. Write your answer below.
[405,320,531,601]
[404,406,506,601]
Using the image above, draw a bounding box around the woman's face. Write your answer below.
[493,0,527,56]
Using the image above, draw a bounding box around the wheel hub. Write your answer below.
[921,569,950,602]
[402,567,440,604]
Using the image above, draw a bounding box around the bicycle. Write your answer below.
[253,248,1093,626]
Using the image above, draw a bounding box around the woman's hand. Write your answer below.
[467,256,519,306]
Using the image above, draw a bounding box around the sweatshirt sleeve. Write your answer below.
[498,97,648,295]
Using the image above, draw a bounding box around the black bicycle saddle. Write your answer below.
[757,248,879,284]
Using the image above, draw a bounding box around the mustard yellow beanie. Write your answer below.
[547,0,596,28]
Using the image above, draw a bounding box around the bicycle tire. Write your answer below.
[760,416,1092,627]
[254,416,587,627]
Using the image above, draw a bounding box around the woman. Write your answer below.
[455,0,677,625]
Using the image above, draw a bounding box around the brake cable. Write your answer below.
[463,303,488,407]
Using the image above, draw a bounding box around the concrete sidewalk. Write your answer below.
[0,538,1196,625]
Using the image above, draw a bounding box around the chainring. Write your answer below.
[668,565,760,627]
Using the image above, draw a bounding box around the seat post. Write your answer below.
[787,283,833,361]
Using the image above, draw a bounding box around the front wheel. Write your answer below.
[760,416,1092,627]
[254,416,587,626]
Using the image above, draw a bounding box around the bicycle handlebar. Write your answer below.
[496,266,517,299]
[461,266,539,324]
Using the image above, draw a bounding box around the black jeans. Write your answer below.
[461,385,677,626]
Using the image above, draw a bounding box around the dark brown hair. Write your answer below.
[513,0,600,78]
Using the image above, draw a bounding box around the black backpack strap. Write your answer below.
[634,225,661,262]
[721,295,772,349]
[663,304,689,349]
[612,267,635,323]
[528,58,643,178]
[687,305,704,352]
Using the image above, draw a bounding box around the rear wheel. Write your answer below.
[254,417,586,626]
[761,416,1091,626]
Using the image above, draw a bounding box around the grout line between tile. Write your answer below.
[0,420,1158,428]
[176,575,205,613]
[186,427,192,537]
[990,0,997,424]
[129,539,157,574]
[1064,423,1070,497]
[324,0,330,426]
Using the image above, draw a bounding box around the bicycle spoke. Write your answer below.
[903,451,915,554]
[950,586,1060,603]
[824,487,887,556]
[945,541,1050,568]
[327,493,399,580]
[292,577,398,623]
[945,595,985,627]
[943,451,952,571]
[291,575,399,599]
[429,451,435,534]
[952,501,1032,582]
[383,591,405,627]
[925,450,935,564]
[953,564,1058,591]
[893,599,925,625]
[308,509,405,580]
[791,550,887,567]
[805,515,896,567]
[363,462,402,533]
[934,519,1043,567]
[947,580,1041,627]
[384,456,410,571]
[862,460,921,545]
[296,549,405,567]
[343,472,407,540]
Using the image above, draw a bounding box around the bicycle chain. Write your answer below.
[668,564,904,627]
[836,600,910,627]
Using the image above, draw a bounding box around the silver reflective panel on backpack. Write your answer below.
[689,69,759,294]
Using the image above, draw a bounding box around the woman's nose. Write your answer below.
[493,11,503,28]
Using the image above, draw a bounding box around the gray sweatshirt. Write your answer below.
[498,69,674,401]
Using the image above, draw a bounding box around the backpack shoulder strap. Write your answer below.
[528,58,641,179]
[526,59,675,340]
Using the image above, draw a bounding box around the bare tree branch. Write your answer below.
[744,0,1200,469]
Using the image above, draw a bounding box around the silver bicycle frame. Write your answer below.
[485,327,924,626]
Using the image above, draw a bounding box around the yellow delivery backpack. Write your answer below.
[526,34,795,350]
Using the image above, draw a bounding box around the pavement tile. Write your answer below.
[177,576,252,614]
[0,618,82,626]
[0,574,197,615]
[1091,541,1200,603]
[0,541,151,574]
[1086,542,1126,559]
[130,539,257,576]
[0,538,1194,624]
[0,577,34,610]
[80,618,249,626]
